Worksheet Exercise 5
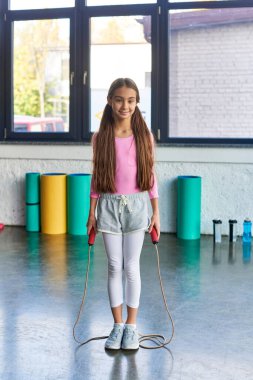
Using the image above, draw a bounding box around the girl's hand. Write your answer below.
[148,213,160,239]
[86,215,97,235]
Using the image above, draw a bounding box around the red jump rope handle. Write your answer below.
[88,227,96,246]
[150,227,159,245]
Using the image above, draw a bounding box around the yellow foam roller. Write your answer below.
[41,173,67,234]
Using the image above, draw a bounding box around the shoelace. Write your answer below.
[124,328,137,340]
[109,327,122,339]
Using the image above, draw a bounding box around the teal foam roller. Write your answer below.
[26,172,40,204]
[67,174,91,235]
[177,176,201,240]
[26,204,40,232]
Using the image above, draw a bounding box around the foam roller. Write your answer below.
[67,174,91,235]
[41,173,67,234]
[177,176,201,240]
[26,204,40,232]
[26,172,40,204]
[25,172,40,232]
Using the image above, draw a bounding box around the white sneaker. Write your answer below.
[121,325,139,350]
[105,323,124,350]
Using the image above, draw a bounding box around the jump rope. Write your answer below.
[73,227,174,349]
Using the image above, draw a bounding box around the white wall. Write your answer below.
[0,144,252,236]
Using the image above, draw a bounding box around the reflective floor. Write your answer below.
[0,227,253,380]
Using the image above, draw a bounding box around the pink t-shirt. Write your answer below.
[90,133,158,199]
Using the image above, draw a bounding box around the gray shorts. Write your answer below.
[96,192,151,235]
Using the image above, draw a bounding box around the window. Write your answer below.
[0,8,4,140]
[86,0,155,6]
[169,0,231,2]
[13,19,70,134]
[90,15,152,131]
[169,6,253,139]
[10,0,74,10]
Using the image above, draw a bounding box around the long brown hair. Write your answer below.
[92,78,155,194]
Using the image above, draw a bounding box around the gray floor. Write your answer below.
[0,227,253,380]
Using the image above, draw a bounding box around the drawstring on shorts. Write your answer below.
[117,195,133,214]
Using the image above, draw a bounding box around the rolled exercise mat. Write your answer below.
[26,204,40,232]
[25,172,40,232]
[177,175,201,240]
[67,174,91,235]
[41,173,67,234]
[26,172,40,204]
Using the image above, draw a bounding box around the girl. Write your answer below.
[87,78,160,350]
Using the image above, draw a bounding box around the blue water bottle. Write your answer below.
[243,218,252,243]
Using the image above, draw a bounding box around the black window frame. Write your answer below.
[82,3,159,140]
[0,0,6,141]
[0,0,252,145]
[5,7,77,142]
[166,0,253,145]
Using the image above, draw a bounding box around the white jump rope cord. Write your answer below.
[73,243,175,349]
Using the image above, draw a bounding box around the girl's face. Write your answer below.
[108,86,137,122]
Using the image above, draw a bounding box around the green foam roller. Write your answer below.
[26,204,40,232]
[26,172,40,204]
[67,174,91,235]
[177,176,201,240]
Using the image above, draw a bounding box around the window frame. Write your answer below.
[5,7,77,142]
[0,0,252,145]
[0,1,6,141]
[166,0,253,145]
[82,3,159,141]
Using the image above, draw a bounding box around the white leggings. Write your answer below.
[102,230,145,309]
